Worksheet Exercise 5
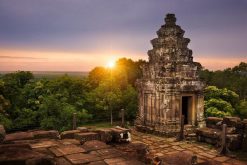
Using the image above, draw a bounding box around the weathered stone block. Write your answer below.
[76,127,89,132]
[30,139,59,149]
[25,156,53,165]
[226,134,242,150]
[49,144,86,157]
[223,117,241,127]
[0,144,53,165]
[242,119,247,133]
[94,129,112,143]
[74,132,100,142]
[242,134,247,151]
[114,142,148,162]
[82,140,110,152]
[104,157,128,165]
[204,137,218,145]
[196,127,221,145]
[0,125,5,143]
[4,131,34,142]
[65,153,102,164]
[226,127,236,134]
[158,151,199,165]
[96,148,122,159]
[54,157,72,165]
[196,127,221,139]
[0,143,31,149]
[206,117,222,129]
[60,139,80,145]
[130,142,148,161]
[88,161,107,165]
[32,130,59,139]
[60,130,80,139]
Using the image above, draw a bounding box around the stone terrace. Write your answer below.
[131,129,247,165]
[1,139,146,165]
[0,128,146,165]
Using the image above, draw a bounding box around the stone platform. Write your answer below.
[0,138,146,165]
[0,127,145,165]
[131,129,247,165]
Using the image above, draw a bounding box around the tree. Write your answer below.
[204,86,239,107]
[39,95,91,131]
[121,85,138,121]
[205,98,234,117]
[236,100,247,119]
[0,95,12,130]
[13,108,38,129]
[115,58,143,86]
[204,86,239,117]
[86,80,122,120]
[200,62,247,100]
[88,67,108,88]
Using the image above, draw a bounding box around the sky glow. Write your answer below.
[0,0,246,71]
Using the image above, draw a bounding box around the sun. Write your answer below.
[106,60,115,68]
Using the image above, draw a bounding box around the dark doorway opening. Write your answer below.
[182,96,191,125]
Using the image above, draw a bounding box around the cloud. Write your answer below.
[0,56,46,59]
[0,0,246,71]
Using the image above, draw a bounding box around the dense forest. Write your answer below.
[0,59,246,132]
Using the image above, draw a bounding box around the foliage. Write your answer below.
[39,96,91,131]
[204,98,234,117]
[0,58,142,131]
[201,62,247,118]
[13,108,38,129]
[121,85,138,121]
[205,107,231,118]
[0,113,12,130]
[85,58,142,123]
[204,86,239,107]
[200,62,247,99]
[88,67,108,88]
[1,60,245,131]
[204,86,238,117]
[0,71,92,131]
[236,100,247,119]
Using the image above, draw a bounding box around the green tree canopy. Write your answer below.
[204,86,239,117]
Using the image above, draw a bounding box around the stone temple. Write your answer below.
[135,14,205,135]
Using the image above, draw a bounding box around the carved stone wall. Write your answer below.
[135,14,205,135]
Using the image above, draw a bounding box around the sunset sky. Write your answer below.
[0,0,246,71]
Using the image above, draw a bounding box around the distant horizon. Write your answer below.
[0,59,245,73]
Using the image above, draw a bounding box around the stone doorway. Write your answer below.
[182,96,193,125]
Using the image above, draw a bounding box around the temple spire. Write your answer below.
[164,13,176,26]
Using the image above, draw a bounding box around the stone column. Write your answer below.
[196,94,205,127]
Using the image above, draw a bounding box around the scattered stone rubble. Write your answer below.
[196,117,247,151]
[0,125,147,165]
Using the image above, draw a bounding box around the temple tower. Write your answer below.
[135,14,205,135]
